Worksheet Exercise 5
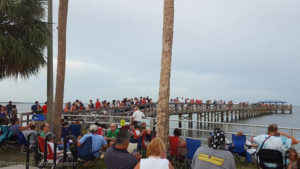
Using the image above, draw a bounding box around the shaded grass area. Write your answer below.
[0,146,256,169]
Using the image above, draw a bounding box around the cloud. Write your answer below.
[1,0,300,106]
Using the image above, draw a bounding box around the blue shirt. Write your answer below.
[0,111,6,117]
[79,133,107,158]
[253,134,292,154]
[10,124,20,135]
[31,105,37,113]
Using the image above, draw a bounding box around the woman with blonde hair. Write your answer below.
[134,138,174,169]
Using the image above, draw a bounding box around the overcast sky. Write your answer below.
[1,0,300,105]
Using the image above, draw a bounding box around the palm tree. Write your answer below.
[157,0,175,146]
[0,0,49,79]
[53,0,69,138]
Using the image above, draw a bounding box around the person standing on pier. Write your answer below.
[31,101,39,113]
[5,101,14,117]
[0,106,7,118]
[42,101,47,114]
[95,99,101,109]
[132,107,145,123]
[89,100,95,109]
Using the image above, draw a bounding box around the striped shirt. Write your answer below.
[104,146,138,169]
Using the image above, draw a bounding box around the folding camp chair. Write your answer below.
[18,132,29,153]
[184,138,201,168]
[37,136,65,169]
[77,136,101,168]
[257,149,285,169]
[230,134,251,165]
[19,131,38,154]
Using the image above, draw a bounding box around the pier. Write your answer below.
[20,103,293,127]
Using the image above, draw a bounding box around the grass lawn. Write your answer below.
[0,146,257,169]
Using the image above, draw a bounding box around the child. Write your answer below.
[287,148,298,169]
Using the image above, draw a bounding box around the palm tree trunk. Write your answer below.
[157,0,175,146]
[54,0,69,138]
[47,0,54,126]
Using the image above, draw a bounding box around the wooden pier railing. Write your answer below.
[19,103,292,125]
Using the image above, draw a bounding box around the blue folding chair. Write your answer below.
[77,136,101,167]
[78,136,95,161]
[69,124,81,138]
[231,134,251,165]
[18,132,29,153]
[185,138,201,167]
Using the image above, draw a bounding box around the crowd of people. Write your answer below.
[63,97,153,112]
[1,100,299,169]
[170,97,243,105]
[6,116,300,169]
[0,98,285,118]
[190,124,300,169]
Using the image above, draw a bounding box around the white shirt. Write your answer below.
[132,110,145,122]
[140,157,169,169]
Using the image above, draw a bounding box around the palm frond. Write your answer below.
[0,0,50,79]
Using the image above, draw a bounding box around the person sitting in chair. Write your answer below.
[39,123,51,138]
[23,122,38,145]
[169,128,186,159]
[251,124,298,150]
[10,118,33,140]
[104,130,140,169]
[105,123,120,146]
[77,124,108,160]
[192,128,236,169]
[250,124,299,168]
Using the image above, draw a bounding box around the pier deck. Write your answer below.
[19,103,292,126]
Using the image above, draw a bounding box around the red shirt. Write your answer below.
[95,101,101,109]
[97,127,104,136]
[169,136,180,156]
[42,105,47,114]
[141,99,147,105]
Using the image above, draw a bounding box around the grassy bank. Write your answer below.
[0,146,256,169]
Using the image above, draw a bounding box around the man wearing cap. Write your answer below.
[77,124,108,159]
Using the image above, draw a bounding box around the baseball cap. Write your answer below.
[90,124,97,132]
